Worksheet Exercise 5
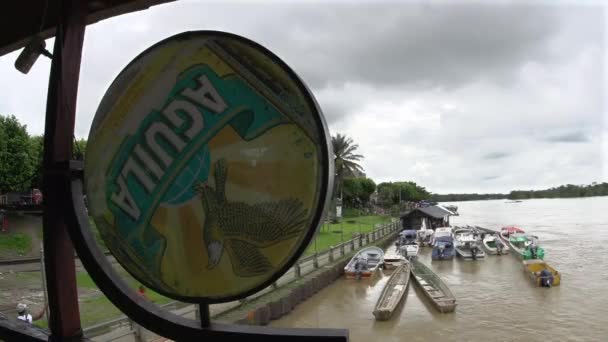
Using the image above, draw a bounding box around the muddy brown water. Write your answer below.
[271,197,608,341]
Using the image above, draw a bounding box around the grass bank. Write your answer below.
[0,232,32,257]
[304,215,392,256]
[33,271,171,329]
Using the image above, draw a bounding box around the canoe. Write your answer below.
[383,246,406,270]
[522,259,561,287]
[411,260,456,313]
[344,246,384,279]
[373,262,411,320]
[482,234,510,255]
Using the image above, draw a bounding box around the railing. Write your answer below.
[84,221,401,342]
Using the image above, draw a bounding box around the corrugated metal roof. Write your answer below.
[418,205,452,218]
[401,205,453,219]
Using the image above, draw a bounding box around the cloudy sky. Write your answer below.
[0,0,606,193]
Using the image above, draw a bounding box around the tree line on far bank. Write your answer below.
[432,182,608,202]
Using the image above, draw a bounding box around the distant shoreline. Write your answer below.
[435,194,608,203]
[431,182,608,202]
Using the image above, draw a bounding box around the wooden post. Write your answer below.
[328,247,334,262]
[340,243,345,256]
[39,243,49,322]
[132,319,144,342]
[42,0,86,339]
[294,263,301,278]
[313,253,319,269]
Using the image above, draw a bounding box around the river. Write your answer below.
[270,197,608,341]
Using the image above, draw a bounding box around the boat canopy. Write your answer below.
[434,228,452,238]
[453,227,474,235]
[509,234,529,242]
[400,230,417,238]
[502,226,525,234]
[434,236,453,242]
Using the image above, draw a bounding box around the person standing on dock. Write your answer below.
[495,235,505,255]
[16,303,46,325]
[529,236,539,259]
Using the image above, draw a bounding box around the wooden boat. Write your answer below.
[411,260,456,313]
[522,259,561,287]
[383,246,406,270]
[453,227,485,260]
[482,234,509,255]
[344,246,384,279]
[373,262,411,320]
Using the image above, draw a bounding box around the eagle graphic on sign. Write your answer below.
[196,158,308,277]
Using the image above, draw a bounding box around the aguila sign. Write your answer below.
[85,31,332,302]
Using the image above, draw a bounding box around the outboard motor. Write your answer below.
[540,269,553,287]
[438,244,445,259]
[471,246,478,260]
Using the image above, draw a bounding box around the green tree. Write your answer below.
[73,138,87,160]
[332,133,364,199]
[28,135,44,189]
[0,115,35,193]
[342,177,376,208]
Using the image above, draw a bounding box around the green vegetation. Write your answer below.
[33,271,171,329]
[0,115,36,192]
[304,215,391,255]
[88,217,107,250]
[342,177,376,208]
[332,133,364,198]
[432,182,608,202]
[431,193,507,202]
[375,181,431,215]
[509,182,608,199]
[0,114,87,192]
[76,271,171,304]
[0,232,32,256]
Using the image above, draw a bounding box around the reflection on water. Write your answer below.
[271,197,608,341]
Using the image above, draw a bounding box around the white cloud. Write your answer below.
[0,0,605,194]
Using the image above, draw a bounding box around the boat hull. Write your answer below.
[345,270,378,279]
[481,239,510,255]
[431,248,455,260]
[455,247,485,260]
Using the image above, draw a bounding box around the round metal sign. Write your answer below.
[85,31,332,302]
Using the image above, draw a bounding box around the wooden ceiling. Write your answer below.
[0,0,174,56]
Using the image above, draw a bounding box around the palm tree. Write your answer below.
[332,133,364,200]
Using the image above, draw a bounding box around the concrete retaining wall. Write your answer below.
[218,226,399,326]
